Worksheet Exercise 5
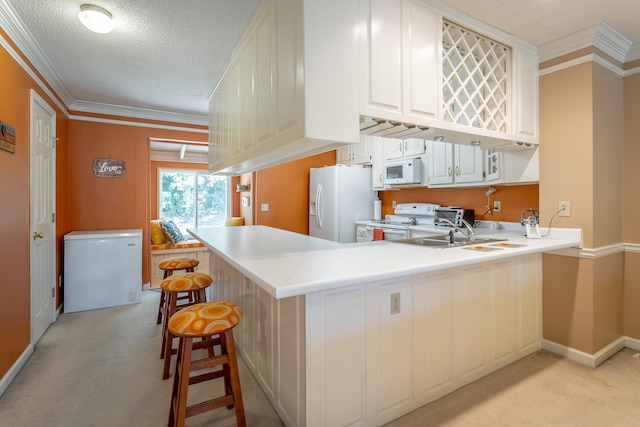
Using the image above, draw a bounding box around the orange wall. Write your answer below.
[248,150,538,233]
[377,184,538,223]
[252,151,336,234]
[68,121,207,286]
[0,33,69,379]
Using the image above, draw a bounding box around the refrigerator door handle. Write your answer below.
[316,184,323,229]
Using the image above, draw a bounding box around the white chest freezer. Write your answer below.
[64,229,142,313]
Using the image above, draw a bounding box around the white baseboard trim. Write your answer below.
[542,337,627,367]
[0,344,33,398]
[625,336,640,351]
[142,282,151,291]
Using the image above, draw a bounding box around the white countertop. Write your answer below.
[188,225,581,299]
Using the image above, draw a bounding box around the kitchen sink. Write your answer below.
[391,235,508,249]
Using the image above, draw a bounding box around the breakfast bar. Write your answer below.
[188,225,581,427]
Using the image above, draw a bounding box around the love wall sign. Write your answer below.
[93,158,126,178]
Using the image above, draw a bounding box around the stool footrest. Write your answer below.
[185,395,235,418]
[188,369,224,385]
[191,337,221,350]
[190,354,229,372]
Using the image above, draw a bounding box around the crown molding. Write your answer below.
[69,113,208,134]
[69,100,208,127]
[538,22,632,64]
[0,0,75,107]
[0,0,209,127]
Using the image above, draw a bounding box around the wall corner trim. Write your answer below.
[542,337,626,368]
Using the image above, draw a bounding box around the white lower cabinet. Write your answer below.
[213,250,541,427]
[306,253,541,426]
[209,253,305,427]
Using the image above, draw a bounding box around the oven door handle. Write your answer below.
[365,226,408,235]
[380,229,408,236]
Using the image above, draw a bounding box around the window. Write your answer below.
[159,169,229,233]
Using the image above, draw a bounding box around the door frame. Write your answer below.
[29,89,57,343]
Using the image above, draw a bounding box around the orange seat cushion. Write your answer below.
[224,217,244,226]
[158,257,200,271]
[168,302,242,337]
[160,272,212,292]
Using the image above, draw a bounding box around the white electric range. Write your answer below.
[364,203,441,241]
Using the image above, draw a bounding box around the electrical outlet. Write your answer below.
[390,292,401,315]
[559,201,570,217]
[493,201,501,212]
[261,203,269,212]
[392,200,397,208]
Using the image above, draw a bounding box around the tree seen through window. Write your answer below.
[159,170,229,233]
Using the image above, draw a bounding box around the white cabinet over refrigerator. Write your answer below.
[64,229,142,313]
[309,165,377,243]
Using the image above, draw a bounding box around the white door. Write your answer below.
[30,90,56,344]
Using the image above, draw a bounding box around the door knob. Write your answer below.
[33,232,44,240]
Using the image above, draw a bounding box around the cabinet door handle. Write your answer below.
[447,167,452,177]
[455,166,460,176]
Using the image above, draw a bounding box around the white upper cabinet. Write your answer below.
[209,0,360,175]
[337,135,372,165]
[402,1,440,121]
[360,0,440,122]
[360,0,403,117]
[383,137,426,161]
[485,147,539,185]
[428,140,484,186]
[359,0,538,149]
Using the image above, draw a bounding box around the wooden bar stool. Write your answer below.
[160,272,212,379]
[167,302,245,427]
[156,257,200,324]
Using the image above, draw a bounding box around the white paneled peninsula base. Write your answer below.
[188,225,581,427]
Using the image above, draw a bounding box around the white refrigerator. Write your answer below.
[64,229,142,313]
[309,165,377,243]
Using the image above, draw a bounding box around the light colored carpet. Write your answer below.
[0,290,284,427]
[385,347,640,426]
[2,289,640,426]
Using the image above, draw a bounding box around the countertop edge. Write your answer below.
[188,226,581,300]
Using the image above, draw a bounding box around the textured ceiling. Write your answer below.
[6,0,262,122]
[4,0,640,125]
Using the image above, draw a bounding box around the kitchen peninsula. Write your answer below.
[189,225,581,427]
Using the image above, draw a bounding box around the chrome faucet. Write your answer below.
[437,218,476,243]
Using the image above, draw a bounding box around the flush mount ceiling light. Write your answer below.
[78,4,114,34]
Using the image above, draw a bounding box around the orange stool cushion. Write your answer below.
[160,272,212,292]
[169,302,242,337]
[158,257,200,271]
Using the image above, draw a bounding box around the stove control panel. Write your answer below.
[394,203,440,216]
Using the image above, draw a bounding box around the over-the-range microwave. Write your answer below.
[383,158,421,185]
